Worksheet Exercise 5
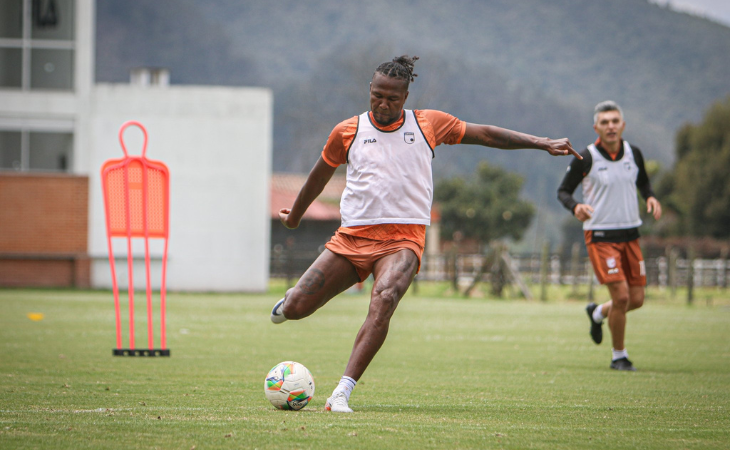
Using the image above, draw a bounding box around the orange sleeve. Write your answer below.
[415,110,466,148]
[321,116,359,167]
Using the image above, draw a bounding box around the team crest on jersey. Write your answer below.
[404,132,415,144]
[606,257,616,269]
[624,161,632,171]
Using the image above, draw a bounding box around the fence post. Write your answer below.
[540,241,549,301]
[657,255,667,290]
[720,247,728,290]
[451,251,458,291]
[587,263,595,301]
[571,242,580,296]
[491,243,505,297]
[687,246,695,305]
[451,232,462,292]
[668,246,678,298]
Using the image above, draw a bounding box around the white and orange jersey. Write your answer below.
[581,141,642,230]
[321,109,465,247]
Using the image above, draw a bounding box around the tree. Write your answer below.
[657,96,730,239]
[435,161,535,248]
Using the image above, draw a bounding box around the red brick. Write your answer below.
[0,173,90,288]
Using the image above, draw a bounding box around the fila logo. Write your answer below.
[363,138,377,144]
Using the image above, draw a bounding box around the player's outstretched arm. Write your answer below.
[279,156,337,229]
[461,123,582,159]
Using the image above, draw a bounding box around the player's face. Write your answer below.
[369,73,409,126]
[593,110,625,147]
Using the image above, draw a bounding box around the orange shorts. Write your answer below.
[324,230,423,282]
[585,232,646,286]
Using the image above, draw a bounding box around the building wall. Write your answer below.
[0,173,90,287]
[0,0,93,289]
[0,1,274,292]
[86,84,273,292]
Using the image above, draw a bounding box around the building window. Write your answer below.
[0,129,73,172]
[0,131,22,170]
[0,0,75,91]
[0,48,23,87]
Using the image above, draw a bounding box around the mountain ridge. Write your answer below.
[96,0,730,246]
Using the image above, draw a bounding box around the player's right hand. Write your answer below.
[573,204,594,222]
[545,138,582,160]
[279,208,300,229]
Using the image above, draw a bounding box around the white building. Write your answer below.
[0,0,273,292]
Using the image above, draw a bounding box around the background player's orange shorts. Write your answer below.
[325,230,423,282]
[585,231,646,286]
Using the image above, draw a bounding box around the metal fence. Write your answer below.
[418,253,729,289]
[271,249,729,289]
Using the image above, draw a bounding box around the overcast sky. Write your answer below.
[650,0,730,27]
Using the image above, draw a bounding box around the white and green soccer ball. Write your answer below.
[264,361,315,410]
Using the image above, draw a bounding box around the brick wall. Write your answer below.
[0,173,90,288]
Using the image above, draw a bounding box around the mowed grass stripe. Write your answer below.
[0,287,728,449]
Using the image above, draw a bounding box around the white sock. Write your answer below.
[612,348,628,361]
[592,304,605,323]
[332,376,357,401]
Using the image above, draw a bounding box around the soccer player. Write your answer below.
[557,100,662,371]
[272,55,580,412]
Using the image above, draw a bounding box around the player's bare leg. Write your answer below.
[606,280,630,350]
[326,249,418,412]
[589,284,644,346]
[604,281,645,370]
[627,285,645,311]
[345,249,418,379]
[597,285,644,321]
[271,249,359,323]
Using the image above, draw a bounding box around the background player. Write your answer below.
[274,55,580,412]
[558,100,661,371]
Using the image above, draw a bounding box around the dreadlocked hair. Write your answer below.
[375,55,419,84]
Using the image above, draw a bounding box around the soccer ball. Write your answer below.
[264,361,315,410]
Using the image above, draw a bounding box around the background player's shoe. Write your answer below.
[610,357,637,371]
[325,392,353,413]
[270,298,287,324]
[585,302,603,344]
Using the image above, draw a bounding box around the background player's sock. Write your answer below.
[612,348,628,361]
[592,304,605,323]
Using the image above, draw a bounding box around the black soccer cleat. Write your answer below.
[610,357,637,371]
[585,302,603,345]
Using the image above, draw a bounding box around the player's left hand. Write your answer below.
[647,197,662,220]
[545,138,582,159]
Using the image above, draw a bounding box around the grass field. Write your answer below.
[1,284,729,449]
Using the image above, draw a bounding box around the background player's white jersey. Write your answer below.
[581,141,642,230]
